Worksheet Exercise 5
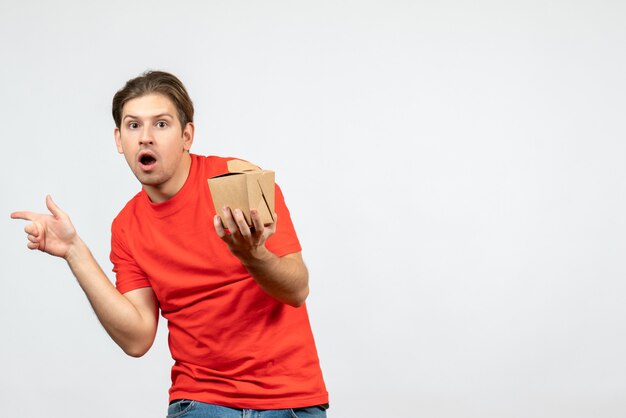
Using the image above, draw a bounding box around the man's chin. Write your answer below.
[133,171,162,186]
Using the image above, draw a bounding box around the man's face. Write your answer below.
[114,93,194,200]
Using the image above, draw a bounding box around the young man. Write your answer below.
[11,71,328,417]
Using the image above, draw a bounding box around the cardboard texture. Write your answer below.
[208,159,276,226]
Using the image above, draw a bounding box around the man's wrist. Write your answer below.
[64,236,87,264]
[238,246,277,269]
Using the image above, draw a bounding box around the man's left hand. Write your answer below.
[214,207,276,258]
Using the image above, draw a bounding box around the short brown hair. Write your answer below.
[112,70,194,129]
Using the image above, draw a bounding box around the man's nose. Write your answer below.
[139,127,154,145]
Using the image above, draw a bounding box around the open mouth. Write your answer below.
[138,151,157,169]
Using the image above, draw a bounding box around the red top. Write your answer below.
[110,154,328,409]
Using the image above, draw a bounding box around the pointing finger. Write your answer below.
[11,211,38,221]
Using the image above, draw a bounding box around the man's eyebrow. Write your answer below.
[122,113,175,121]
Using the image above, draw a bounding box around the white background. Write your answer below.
[2,1,626,417]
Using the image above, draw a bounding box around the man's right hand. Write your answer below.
[11,195,78,259]
[11,195,159,356]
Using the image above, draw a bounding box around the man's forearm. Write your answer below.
[239,249,309,307]
[64,238,157,357]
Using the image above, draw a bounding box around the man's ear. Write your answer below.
[114,127,124,154]
[183,122,195,151]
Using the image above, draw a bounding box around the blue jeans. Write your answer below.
[166,400,328,418]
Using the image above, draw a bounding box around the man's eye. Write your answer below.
[128,122,139,129]
[156,121,167,128]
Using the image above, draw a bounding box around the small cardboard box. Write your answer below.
[208,159,275,226]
